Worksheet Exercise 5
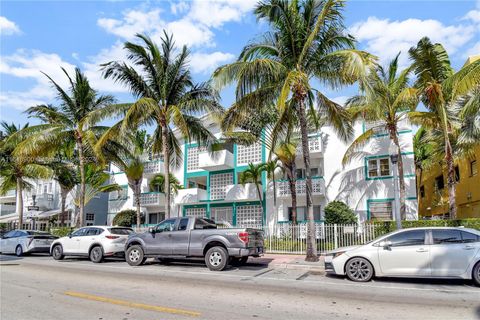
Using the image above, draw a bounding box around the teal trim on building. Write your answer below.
[361,121,413,138]
[364,152,415,180]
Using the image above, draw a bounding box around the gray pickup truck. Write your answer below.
[124,217,264,271]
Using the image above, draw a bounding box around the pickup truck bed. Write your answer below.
[125,217,264,271]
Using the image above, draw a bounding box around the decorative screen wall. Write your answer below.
[185,207,207,218]
[210,207,233,224]
[210,172,233,200]
[236,205,262,227]
[237,142,262,166]
[187,146,206,171]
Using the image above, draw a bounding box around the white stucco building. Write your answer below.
[107,115,418,227]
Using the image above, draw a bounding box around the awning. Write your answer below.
[37,209,62,219]
[0,210,43,222]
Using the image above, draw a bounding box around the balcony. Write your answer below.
[277,177,325,198]
[198,150,234,171]
[175,188,208,204]
[0,203,16,215]
[143,160,164,176]
[225,183,260,201]
[139,192,165,207]
[297,135,323,158]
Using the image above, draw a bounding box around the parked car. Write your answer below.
[0,230,58,256]
[325,227,480,286]
[50,226,134,263]
[125,217,264,271]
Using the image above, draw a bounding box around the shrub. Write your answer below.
[324,201,357,224]
[112,209,142,227]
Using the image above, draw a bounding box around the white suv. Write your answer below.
[50,226,133,263]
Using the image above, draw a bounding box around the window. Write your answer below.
[210,207,233,224]
[454,166,460,182]
[210,172,233,200]
[110,186,128,201]
[461,231,479,243]
[86,213,95,221]
[420,186,425,198]
[288,206,322,221]
[109,228,133,235]
[194,218,217,230]
[14,231,27,237]
[387,230,425,247]
[367,157,390,178]
[295,168,319,179]
[435,175,444,190]
[369,201,393,220]
[85,228,103,236]
[48,182,53,193]
[2,231,16,239]
[149,212,165,225]
[432,229,462,244]
[185,207,206,218]
[186,145,206,171]
[71,228,87,237]
[471,160,477,176]
[43,184,48,193]
[155,219,176,232]
[237,142,262,166]
[296,169,305,179]
[177,218,189,231]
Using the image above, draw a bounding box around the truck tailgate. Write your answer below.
[247,229,264,248]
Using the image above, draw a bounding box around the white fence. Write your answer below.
[134,223,384,255]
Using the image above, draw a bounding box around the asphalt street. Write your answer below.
[1,254,479,320]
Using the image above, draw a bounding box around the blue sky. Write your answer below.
[1,0,479,126]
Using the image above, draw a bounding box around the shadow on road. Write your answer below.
[0,254,23,262]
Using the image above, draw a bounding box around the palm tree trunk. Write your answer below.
[161,125,171,219]
[135,183,141,227]
[76,138,86,227]
[60,186,68,225]
[444,137,456,219]
[392,133,406,219]
[296,95,318,262]
[272,179,277,225]
[287,165,297,224]
[16,177,23,229]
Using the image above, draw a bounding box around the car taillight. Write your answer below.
[238,232,249,244]
[105,235,119,240]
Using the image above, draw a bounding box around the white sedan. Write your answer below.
[50,226,133,263]
[0,230,57,256]
[325,227,480,286]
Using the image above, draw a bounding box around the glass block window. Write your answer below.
[369,201,393,220]
[185,207,207,218]
[187,146,206,172]
[210,207,233,224]
[210,172,233,200]
[236,205,263,227]
[237,142,262,166]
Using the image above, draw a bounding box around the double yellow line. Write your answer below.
[64,291,201,317]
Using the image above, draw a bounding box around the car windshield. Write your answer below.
[109,228,134,235]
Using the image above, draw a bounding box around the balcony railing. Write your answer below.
[139,192,165,207]
[277,177,325,198]
[225,183,260,201]
[174,188,208,204]
[198,150,234,171]
[143,160,164,176]
[296,135,322,156]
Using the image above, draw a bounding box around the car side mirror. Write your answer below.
[380,240,392,250]
[148,227,156,234]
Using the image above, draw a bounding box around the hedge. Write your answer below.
[50,227,74,237]
[370,218,480,234]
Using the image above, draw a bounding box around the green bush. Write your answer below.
[324,201,357,224]
[50,227,74,237]
[112,209,142,227]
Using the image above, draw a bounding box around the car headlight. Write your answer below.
[332,251,346,258]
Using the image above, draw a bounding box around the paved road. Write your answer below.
[1,254,479,320]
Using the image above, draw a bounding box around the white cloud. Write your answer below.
[331,96,349,106]
[164,18,214,48]
[188,0,256,28]
[190,51,235,74]
[465,42,480,58]
[350,17,475,66]
[463,9,480,23]
[0,16,21,36]
[170,1,189,15]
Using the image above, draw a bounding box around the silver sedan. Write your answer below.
[0,230,57,256]
[325,227,480,286]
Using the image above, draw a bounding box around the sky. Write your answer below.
[0,0,479,126]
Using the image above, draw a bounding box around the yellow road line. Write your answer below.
[64,291,201,317]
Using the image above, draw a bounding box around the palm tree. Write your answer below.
[51,163,78,226]
[274,142,299,224]
[101,33,221,219]
[149,173,183,194]
[239,163,265,206]
[413,127,434,202]
[97,129,150,227]
[14,69,116,227]
[0,122,51,227]
[214,0,374,261]
[409,37,480,219]
[342,54,419,225]
[263,159,282,224]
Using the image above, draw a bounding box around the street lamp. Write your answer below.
[389,151,402,230]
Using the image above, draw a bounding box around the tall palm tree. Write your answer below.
[413,127,434,202]
[409,37,480,219]
[13,69,116,227]
[239,163,265,206]
[274,142,299,224]
[51,163,78,226]
[97,129,150,228]
[342,54,419,225]
[101,33,221,219]
[214,0,374,261]
[0,122,51,227]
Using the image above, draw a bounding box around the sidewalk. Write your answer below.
[249,254,325,273]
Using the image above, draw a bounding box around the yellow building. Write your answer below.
[418,145,480,219]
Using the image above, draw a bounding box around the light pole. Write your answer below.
[390,153,402,230]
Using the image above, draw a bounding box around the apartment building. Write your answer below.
[108,115,418,227]
[0,179,109,230]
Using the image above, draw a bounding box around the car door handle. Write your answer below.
[463,245,475,250]
[416,248,428,252]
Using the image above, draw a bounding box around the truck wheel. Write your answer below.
[89,246,104,263]
[230,256,248,266]
[52,244,64,260]
[126,245,145,266]
[205,246,228,271]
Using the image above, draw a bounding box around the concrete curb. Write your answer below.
[273,263,325,273]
